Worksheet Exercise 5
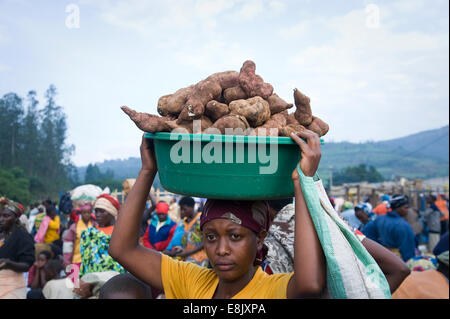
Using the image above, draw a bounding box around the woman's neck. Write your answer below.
[99,220,115,228]
[213,267,256,299]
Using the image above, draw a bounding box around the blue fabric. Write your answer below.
[166,221,185,250]
[340,209,363,230]
[433,231,449,256]
[362,210,416,262]
[148,215,176,247]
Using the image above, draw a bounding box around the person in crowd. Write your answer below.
[62,203,96,270]
[141,201,177,252]
[0,198,35,299]
[435,194,449,235]
[339,201,353,215]
[40,269,120,299]
[164,196,207,267]
[31,205,46,237]
[362,195,416,262]
[28,203,39,231]
[79,194,125,276]
[354,203,376,229]
[27,257,62,299]
[405,206,423,249]
[110,131,333,299]
[433,231,449,257]
[392,249,448,299]
[421,195,443,253]
[99,273,153,299]
[27,250,52,289]
[263,198,295,274]
[168,196,180,224]
[264,198,410,294]
[34,203,61,244]
[17,203,30,233]
[139,193,157,237]
[340,203,364,231]
[373,194,391,216]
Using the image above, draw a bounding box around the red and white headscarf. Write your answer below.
[93,194,121,218]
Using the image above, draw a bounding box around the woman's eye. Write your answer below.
[206,234,216,241]
[231,233,241,240]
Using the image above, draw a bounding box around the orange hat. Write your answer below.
[156,202,169,214]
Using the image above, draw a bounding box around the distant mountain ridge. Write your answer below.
[76,125,449,185]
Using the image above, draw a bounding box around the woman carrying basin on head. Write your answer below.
[109,128,328,299]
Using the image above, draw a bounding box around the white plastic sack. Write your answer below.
[70,184,110,202]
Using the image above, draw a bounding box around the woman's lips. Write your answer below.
[215,263,235,271]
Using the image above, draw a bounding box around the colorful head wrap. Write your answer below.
[355,203,371,216]
[200,200,271,234]
[200,200,271,266]
[1,199,24,217]
[94,194,121,218]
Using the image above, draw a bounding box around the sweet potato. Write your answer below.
[178,71,239,121]
[205,100,230,122]
[267,94,293,115]
[307,116,329,137]
[166,116,213,134]
[223,86,247,104]
[121,106,174,133]
[286,112,299,125]
[157,85,194,116]
[249,113,286,137]
[239,60,274,99]
[280,123,306,137]
[229,96,271,127]
[293,88,313,126]
[203,114,250,135]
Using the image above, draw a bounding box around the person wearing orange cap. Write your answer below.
[141,201,177,252]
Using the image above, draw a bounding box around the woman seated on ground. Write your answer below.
[0,199,35,299]
[109,130,327,299]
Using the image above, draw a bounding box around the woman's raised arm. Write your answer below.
[287,130,327,299]
[108,135,163,290]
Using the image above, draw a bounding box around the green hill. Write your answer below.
[317,125,449,181]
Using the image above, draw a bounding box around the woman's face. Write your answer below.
[95,208,114,227]
[81,209,92,224]
[202,219,262,282]
[35,253,49,268]
[0,208,17,232]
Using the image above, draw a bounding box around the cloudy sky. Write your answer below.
[0,0,448,166]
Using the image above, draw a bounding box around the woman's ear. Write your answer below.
[256,231,267,250]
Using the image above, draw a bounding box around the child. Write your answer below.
[98,273,152,299]
[109,130,327,299]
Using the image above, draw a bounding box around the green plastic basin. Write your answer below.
[145,132,318,200]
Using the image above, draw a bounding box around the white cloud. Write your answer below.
[283,3,449,142]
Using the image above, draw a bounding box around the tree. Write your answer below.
[19,90,42,175]
[0,93,24,168]
[0,86,76,202]
[0,167,31,205]
[333,164,384,186]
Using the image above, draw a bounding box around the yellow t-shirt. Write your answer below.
[44,215,60,244]
[161,254,293,299]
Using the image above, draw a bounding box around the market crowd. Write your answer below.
[0,189,448,299]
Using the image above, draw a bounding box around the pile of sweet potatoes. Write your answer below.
[121,60,329,137]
